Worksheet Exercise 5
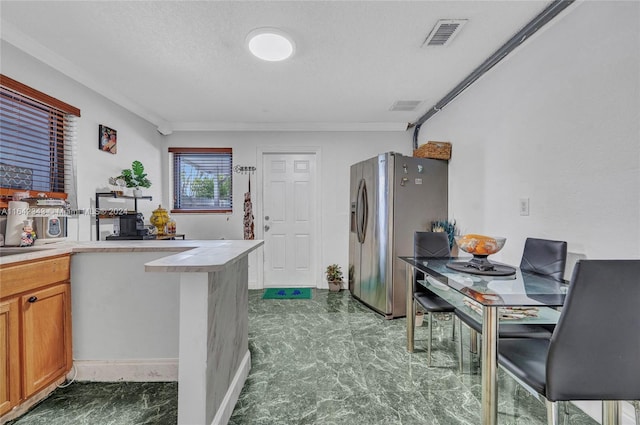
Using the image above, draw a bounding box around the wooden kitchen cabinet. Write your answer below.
[0,254,72,419]
[21,283,72,397]
[0,299,20,416]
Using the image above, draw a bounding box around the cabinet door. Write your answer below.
[21,283,72,397]
[0,299,20,416]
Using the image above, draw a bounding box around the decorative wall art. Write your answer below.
[99,125,117,154]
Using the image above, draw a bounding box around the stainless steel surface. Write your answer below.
[602,401,621,425]
[545,400,559,425]
[349,153,448,318]
[481,306,499,425]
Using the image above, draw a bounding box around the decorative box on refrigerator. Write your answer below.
[349,152,447,318]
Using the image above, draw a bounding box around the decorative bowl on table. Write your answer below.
[451,234,513,274]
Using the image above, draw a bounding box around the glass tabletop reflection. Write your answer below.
[399,256,568,308]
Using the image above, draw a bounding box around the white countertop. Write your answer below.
[0,240,263,270]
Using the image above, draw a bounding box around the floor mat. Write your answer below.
[262,287,312,299]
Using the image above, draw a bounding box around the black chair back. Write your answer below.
[520,238,567,282]
[413,232,450,292]
[546,260,640,401]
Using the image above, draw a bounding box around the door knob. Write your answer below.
[264,225,270,232]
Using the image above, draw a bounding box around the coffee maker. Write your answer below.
[106,212,154,240]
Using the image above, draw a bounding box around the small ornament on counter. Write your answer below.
[20,219,37,247]
[167,218,176,234]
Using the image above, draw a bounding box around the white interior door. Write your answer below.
[262,153,317,287]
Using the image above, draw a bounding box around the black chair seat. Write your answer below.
[498,337,550,396]
[414,290,455,313]
[455,308,554,338]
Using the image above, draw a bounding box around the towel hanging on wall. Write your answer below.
[243,176,254,240]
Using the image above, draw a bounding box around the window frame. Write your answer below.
[169,147,233,214]
[0,74,80,208]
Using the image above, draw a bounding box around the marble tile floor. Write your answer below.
[8,289,598,425]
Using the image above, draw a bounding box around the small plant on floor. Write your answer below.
[325,264,343,292]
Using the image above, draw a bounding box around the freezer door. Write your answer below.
[358,154,390,315]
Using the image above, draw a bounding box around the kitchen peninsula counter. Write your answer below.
[4,239,262,425]
[1,239,261,265]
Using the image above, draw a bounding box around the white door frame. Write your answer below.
[255,146,322,289]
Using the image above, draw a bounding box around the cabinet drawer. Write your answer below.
[0,255,70,299]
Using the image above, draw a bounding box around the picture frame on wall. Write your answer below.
[99,125,117,154]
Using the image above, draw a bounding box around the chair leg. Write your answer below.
[458,317,463,373]
[427,311,433,366]
[545,400,559,425]
[451,314,456,340]
[411,300,417,351]
[470,329,478,354]
[602,400,621,425]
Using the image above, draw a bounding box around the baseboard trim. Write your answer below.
[73,359,178,382]
[210,350,251,425]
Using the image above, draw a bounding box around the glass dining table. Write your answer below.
[400,256,568,425]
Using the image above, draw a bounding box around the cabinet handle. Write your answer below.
[28,296,38,303]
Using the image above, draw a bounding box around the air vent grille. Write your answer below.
[422,19,467,47]
[389,100,422,112]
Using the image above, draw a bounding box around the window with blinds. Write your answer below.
[169,147,233,213]
[0,75,80,207]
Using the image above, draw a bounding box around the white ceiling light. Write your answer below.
[247,28,295,62]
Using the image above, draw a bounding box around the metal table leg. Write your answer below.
[481,305,498,425]
[406,263,414,353]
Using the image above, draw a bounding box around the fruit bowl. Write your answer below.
[455,234,506,256]
[454,234,507,272]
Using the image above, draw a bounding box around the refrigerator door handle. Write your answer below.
[356,179,363,243]
[356,178,368,244]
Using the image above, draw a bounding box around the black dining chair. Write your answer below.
[455,237,567,371]
[412,231,456,366]
[498,259,640,425]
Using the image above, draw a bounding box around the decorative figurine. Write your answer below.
[20,220,37,247]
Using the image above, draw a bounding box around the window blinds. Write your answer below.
[169,148,233,212]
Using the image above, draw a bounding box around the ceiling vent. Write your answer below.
[389,100,422,112]
[422,19,467,47]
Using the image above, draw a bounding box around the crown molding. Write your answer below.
[170,121,409,132]
[1,20,166,127]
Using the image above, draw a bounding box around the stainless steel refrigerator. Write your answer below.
[349,152,448,319]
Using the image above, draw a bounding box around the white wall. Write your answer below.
[1,41,165,240]
[418,1,640,272]
[159,131,412,286]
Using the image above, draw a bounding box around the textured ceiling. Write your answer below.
[0,1,555,131]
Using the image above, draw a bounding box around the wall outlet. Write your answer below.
[519,198,530,216]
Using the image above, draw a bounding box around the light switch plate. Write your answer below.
[519,198,530,216]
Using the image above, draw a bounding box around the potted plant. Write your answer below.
[325,264,344,292]
[119,160,151,196]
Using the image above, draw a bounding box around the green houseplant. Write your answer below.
[325,264,344,292]
[119,160,151,196]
